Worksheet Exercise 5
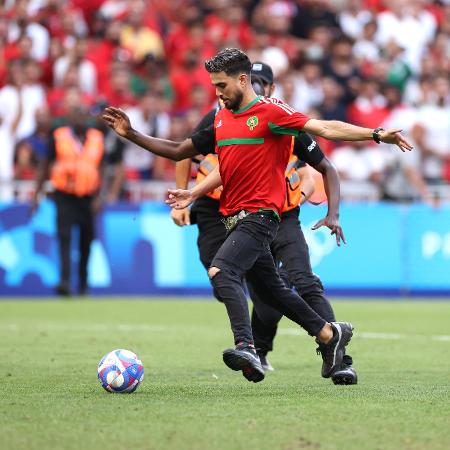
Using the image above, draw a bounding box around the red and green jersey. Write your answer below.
[214,95,310,216]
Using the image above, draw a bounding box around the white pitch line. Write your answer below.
[0,323,174,332]
[278,329,404,339]
[278,328,450,342]
[1,324,450,343]
[433,335,450,342]
[357,332,403,340]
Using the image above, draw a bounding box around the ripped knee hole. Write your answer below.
[208,266,221,279]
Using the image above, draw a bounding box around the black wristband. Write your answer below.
[372,127,384,144]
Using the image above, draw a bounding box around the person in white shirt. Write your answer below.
[7,0,50,61]
[411,76,450,183]
[54,38,97,95]
[0,61,46,200]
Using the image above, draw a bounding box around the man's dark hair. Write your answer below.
[204,48,252,76]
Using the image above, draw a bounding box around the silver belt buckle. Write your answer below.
[223,210,250,232]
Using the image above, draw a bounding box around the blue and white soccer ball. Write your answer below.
[97,349,144,393]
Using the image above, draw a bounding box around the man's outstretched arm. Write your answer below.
[102,107,198,161]
[303,119,413,152]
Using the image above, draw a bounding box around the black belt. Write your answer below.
[222,210,251,233]
[222,209,279,233]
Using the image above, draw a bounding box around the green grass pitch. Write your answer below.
[1,298,449,450]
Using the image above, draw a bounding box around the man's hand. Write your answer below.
[102,107,132,137]
[312,214,346,246]
[166,189,195,209]
[171,207,191,226]
[379,129,413,152]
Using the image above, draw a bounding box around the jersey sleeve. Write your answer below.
[293,132,324,166]
[267,99,310,137]
[190,123,215,156]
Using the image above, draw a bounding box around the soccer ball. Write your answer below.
[97,349,144,393]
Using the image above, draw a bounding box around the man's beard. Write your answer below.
[227,91,244,110]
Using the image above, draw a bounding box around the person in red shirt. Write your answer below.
[102,48,412,383]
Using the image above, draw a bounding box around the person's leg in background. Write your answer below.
[249,293,282,371]
[78,196,95,296]
[272,209,335,322]
[54,191,74,296]
[196,212,226,272]
[194,204,227,301]
[270,208,357,384]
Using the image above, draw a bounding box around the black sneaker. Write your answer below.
[223,345,265,383]
[256,351,274,372]
[316,322,353,378]
[332,355,358,385]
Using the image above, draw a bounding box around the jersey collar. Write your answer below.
[232,95,261,114]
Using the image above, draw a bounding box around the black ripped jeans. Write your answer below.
[210,211,326,346]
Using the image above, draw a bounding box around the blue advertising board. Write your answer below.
[0,201,449,296]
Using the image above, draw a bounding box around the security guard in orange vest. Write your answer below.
[171,66,357,385]
[32,106,105,297]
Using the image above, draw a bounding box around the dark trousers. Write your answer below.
[249,207,336,354]
[54,191,95,292]
[192,197,226,272]
[210,211,326,346]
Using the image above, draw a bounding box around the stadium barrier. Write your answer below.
[0,201,449,297]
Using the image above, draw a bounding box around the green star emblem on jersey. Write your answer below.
[247,116,259,131]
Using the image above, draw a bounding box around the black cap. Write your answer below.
[251,61,273,84]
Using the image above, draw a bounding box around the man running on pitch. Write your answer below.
[102,48,412,383]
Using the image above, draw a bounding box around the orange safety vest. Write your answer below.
[51,127,104,197]
[282,157,303,213]
[195,153,222,200]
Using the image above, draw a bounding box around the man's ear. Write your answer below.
[239,73,248,86]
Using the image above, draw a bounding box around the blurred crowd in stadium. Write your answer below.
[1,0,450,204]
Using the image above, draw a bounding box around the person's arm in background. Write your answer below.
[93,131,126,213]
[31,157,51,214]
[104,135,126,204]
[402,165,437,206]
[31,133,55,214]
[171,158,192,226]
[11,87,23,135]
[294,133,345,245]
[411,123,445,160]
[166,165,222,210]
[105,163,125,203]
[102,107,198,161]
[297,165,315,204]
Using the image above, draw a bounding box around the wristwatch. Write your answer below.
[372,127,384,144]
